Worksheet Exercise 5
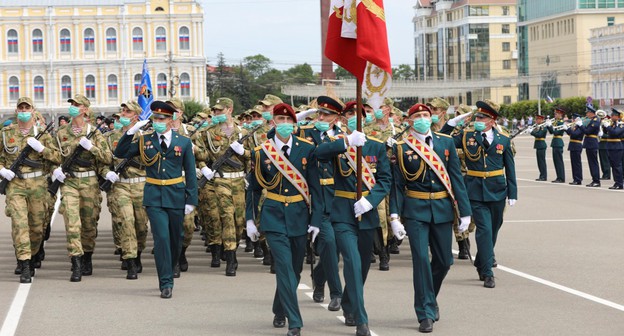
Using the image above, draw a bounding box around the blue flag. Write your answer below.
[138,59,154,120]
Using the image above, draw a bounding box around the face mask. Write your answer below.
[250,120,263,128]
[413,118,432,134]
[315,121,330,132]
[212,114,227,124]
[457,120,465,127]
[276,122,294,138]
[153,122,167,133]
[365,114,374,124]
[68,106,80,118]
[172,113,178,121]
[402,121,410,128]
[119,116,132,127]
[241,123,251,129]
[474,121,486,132]
[347,116,363,132]
[262,112,273,121]
[202,120,211,128]
[297,120,308,127]
[17,112,32,122]
[374,109,384,119]
[113,121,122,130]
[431,115,440,123]
[389,117,394,124]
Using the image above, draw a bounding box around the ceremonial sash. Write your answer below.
[260,139,310,206]
[404,135,459,217]
[330,134,376,191]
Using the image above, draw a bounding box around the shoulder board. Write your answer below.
[434,132,451,138]
[296,136,314,145]
[593,117,598,121]
[299,125,314,130]
[367,136,383,143]
[497,132,510,138]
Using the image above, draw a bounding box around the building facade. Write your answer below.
[589,23,624,107]
[517,0,624,102]
[413,0,518,106]
[0,0,205,117]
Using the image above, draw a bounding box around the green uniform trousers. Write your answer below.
[536,148,547,179]
[311,213,343,299]
[146,206,184,291]
[599,148,611,178]
[552,147,565,181]
[472,199,506,278]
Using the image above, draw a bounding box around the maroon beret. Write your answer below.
[407,103,432,117]
[273,103,296,121]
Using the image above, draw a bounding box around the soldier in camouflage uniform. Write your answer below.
[102,101,149,280]
[52,94,112,282]
[199,98,253,276]
[108,112,123,256]
[428,97,451,132]
[0,97,61,283]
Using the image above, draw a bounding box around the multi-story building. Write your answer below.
[0,0,205,118]
[589,22,624,106]
[517,0,624,102]
[413,0,518,106]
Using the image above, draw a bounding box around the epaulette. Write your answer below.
[299,125,314,130]
[593,117,598,121]
[297,137,314,145]
[367,136,383,143]
[254,145,262,151]
[434,132,452,138]
[498,132,510,138]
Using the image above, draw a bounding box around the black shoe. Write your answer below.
[14,260,21,275]
[151,247,154,255]
[586,182,601,187]
[70,256,82,282]
[225,250,237,276]
[609,185,623,190]
[328,297,341,311]
[418,319,434,333]
[33,247,44,268]
[569,181,582,185]
[493,256,497,268]
[273,315,286,328]
[378,248,389,271]
[477,269,484,281]
[81,252,93,276]
[551,179,564,183]
[287,328,301,336]
[263,249,273,266]
[126,258,138,280]
[114,248,121,255]
[121,259,128,270]
[209,245,221,268]
[179,247,188,272]
[244,236,254,252]
[370,252,376,264]
[535,178,547,181]
[435,305,440,322]
[136,251,143,273]
[356,323,371,336]
[457,240,469,260]
[19,260,32,284]
[253,241,264,258]
[173,264,181,278]
[160,287,172,299]
[484,276,496,288]
[344,313,356,326]
[388,240,400,254]
[313,285,325,303]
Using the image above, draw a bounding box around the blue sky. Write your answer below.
[201,0,415,71]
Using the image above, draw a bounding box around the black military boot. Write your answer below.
[388,239,400,255]
[179,247,188,272]
[136,251,143,273]
[121,259,128,270]
[253,241,263,258]
[209,244,221,268]
[14,259,21,275]
[33,245,44,268]
[81,252,93,276]
[261,242,272,266]
[220,244,227,261]
[244,236,254,252]
[126,258,138,280]
[225,250,237,276]
[379,246,390,271]
[20,260,32,284]
[70,256,82,282]
[457,240,469,260]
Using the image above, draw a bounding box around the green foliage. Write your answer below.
[183,100,207,121]
[335,66,355,79]
[391,64,415,80]
[500,96,596,119]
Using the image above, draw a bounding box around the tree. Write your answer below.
[334,66,355,79]
[183,100,207,121]
[392,64,415,80]
[243,54,272,78]
[283,63,317,84]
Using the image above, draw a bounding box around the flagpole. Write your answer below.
[356,78,363,204]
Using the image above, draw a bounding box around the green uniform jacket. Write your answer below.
[114,130,198,209]
[390,132,471,223]
[547,120,565,148]
[530,127,548,149]
[246,135,322,237]
[315,136,392,230]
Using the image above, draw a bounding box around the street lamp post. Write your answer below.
[166,51,180,98]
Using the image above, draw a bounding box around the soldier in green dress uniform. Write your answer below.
[530,115,548,181]
[546,107,567,183]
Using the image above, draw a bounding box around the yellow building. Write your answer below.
[0,0,205,117]
[590,23,624,106]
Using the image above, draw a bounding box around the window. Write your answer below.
[469,6,488,16]
[32,29,43,53]
[84,28,95,52]
[156,27,166,51]
[179,26,190,50]
[107,74,118,100]
[7,29,18,54]
[598,0,616,8]
[61,75,72,99]
[503,96,512,104]
[503,60,511,70]
[9,76,19,101]
[502,6,509,15]
[608,17,615,26]
[85,75,96,99]
[60,29,71,53]
[502,24,510,34]
[132,27,143,52]
[134,73,142,96]
[180,73,190,97]
[34,76,44,101]
[502,42,510,52]
[155,6,164,11]
[157,73,167,97]
[106,28,117,52]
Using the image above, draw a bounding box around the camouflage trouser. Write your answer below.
[213,177,246,251]
[59,176,102,257]
[109,181,148,259]
[377,196,390,246]
[183,210,195,248]
[5,176,48,260]
[107,191,122,250]
[453,217,476,241]
[199,181,220,246]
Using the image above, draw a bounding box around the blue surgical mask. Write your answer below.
[315,121,330,132]
[113,120,122,130]
[413,118,432,134]
[153,122,167,133]
[457,120,465,127]
[347,116,362,132]
[250,120,263,128]
[374,109,384,119]
[431,115,440,123]
[172,113,178,121]
[17,112,32,122]
[119,116,132,127]
[365,114,374,124]
[262,112,273,121]
[68,105,80,118]
[297,120,308,127]
[389,117,394,124]
[276,122,294,138]
[212,114,226,124]
[474,121,486,132]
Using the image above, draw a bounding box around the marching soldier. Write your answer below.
[442,100,517,288]
[601,109,624,189]
[389,103,472,333]
[114,101,198,298]
[246,102,322,336]
[598,115,612,181]
[315,102,392,336]
[530,115,548,181]
[546,107,567,183]
[580,106,601,187]
[258,94,284,125]
[298,96,344,310]
[0,97,60,283]
[53,94,112,282]
[428,97,450,132]
[563,113,585,185]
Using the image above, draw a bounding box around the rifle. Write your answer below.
[48,122,105,196]
[389,126,410,145]
[0,122,54,195]
[197,123,262,189]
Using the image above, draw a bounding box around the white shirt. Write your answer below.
[157,129,172,148]
[274,135,293,156]
[481,129,494,145]
[410,129,434,149]
[321,128,336,141]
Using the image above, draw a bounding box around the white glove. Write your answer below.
[229,141,244,155]
[52,167,66,183]
[545,119,552,127]
[127,119,150,135]
[184,204,195,215]
[507,199,517,207]
[27,137,45,153]
[598,130,604,137]
[353,197,373,217]
[0,167,16,181]
[561,123,569,131]
[447,112,472,127]
[105,171,119,183]
[459,216,471,233]
[246,219,260,242]
[79,137,93,151]
[307,225,320,243]
[200,167,215,180]
[346,130,367,148]
[575,119,583,126]
[389,219,406,240]
[386,137,397,147]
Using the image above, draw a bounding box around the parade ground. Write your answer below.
[0,134,623,336]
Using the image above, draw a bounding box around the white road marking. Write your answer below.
[0,283,32,336]
[505,218,624,223]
